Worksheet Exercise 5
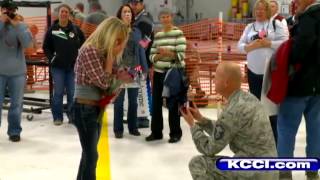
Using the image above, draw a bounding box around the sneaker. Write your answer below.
[168,137,181,143]
[9,135,20,142]
[54,120,63,126]
[145,134,163,141]
[306,171,320,180]
[114,132,123,139]
[129,129,141,136]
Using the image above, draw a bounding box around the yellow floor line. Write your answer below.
[96,111,112,180]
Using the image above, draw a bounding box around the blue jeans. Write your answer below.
[73,102,101,180]
[113,88,138,133]
[277,96,320,158]
[51,67,75,121]
[0,74,25,136]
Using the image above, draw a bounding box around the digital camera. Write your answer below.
[251,33,262,41]
[4,11,16,19]
[251,32,267,41]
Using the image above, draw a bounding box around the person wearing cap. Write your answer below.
[146,8,187,143]
[0,0,33,142]
[129,0,154,128]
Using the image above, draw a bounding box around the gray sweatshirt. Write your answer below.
[0,21,32,76]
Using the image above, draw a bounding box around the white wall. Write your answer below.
[17,0,122,17]
[142,0,232,23]
[21,0,294,21]
[185,0,231,20]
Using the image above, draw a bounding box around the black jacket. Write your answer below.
[43,20,85,69]
[288,3,320,97]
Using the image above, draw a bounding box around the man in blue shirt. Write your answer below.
[0,0,32,142]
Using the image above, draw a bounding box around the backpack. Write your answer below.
[272,14,285,32]
[267,39,301,104]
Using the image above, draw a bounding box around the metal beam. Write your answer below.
[186,0,190,22]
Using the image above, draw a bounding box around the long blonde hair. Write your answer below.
[82,17,129,63]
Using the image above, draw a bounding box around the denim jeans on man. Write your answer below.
[0,74,25,136]
[51,67,75,121]
[113,88,138,133]
[73,102,101,180]
[277,96,320,158]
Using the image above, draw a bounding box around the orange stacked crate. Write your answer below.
[180,20,248,107]
[24,16,49,90]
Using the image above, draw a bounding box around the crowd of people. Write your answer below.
[0,0,319,179]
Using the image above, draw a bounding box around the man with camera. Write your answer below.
[0,0,32,142]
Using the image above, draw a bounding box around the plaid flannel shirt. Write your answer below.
[74,45,110,90]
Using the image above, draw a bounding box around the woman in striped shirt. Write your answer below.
[146,8,187,143]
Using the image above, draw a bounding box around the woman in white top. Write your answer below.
[238,0,288,144]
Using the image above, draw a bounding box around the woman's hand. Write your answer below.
[244,39,262,52]
[260,38,271,48]
[158,47,175,57]
[116,69,133,83]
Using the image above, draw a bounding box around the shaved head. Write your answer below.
[215,62,242,97]
[219,62,242,85]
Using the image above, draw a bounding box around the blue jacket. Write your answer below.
[0,21,32,76]
[163,68,189,109]
[121,27,148,73]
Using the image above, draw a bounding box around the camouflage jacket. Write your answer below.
[191,89,277,157]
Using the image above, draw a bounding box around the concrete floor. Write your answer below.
[0,96,309,180]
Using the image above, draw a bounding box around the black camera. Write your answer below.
[251,33,262,41]
[4,11,16,19]
[251,33,267,41]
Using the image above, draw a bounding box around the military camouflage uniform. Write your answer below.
[189,90,278,180]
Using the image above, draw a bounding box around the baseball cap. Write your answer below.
[1,0,18,10]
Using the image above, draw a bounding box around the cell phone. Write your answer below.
[189,101,195,108]
[180,103,188,114]
[181,106,187,113]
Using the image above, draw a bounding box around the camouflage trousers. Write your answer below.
[189,155,234,180]
[189,155,279,180]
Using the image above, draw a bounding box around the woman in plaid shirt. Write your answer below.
[73,17,132,180]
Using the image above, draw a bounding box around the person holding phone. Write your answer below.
[181,62,277,180]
